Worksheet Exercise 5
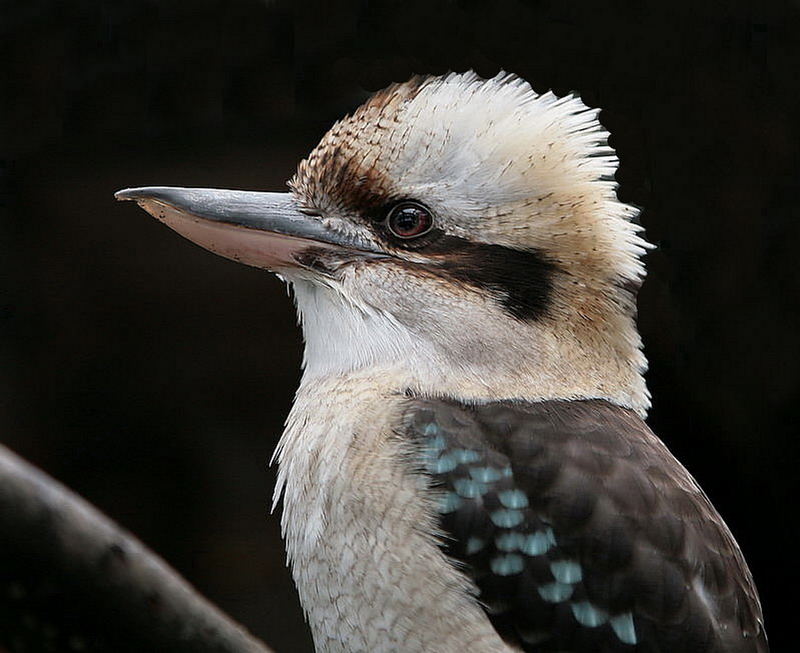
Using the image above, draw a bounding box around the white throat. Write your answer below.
[289,277,429,381]
[287,275,650,415]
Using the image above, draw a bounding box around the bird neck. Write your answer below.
[289,277,650,416]
[272,372,511,652]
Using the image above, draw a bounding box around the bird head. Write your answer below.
[117,72,651,414]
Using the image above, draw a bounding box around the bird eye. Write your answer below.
[386,202,433,239]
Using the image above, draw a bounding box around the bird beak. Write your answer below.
[115,186,381,270]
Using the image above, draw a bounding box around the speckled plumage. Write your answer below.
[405,397,767,652]
[121,71,767,651]
[268,73,767,652]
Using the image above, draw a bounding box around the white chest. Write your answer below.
[272,374,510,653]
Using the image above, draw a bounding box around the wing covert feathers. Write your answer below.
[403,398,767,653]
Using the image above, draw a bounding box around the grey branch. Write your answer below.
[0,443,273,652]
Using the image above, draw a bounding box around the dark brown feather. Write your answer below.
[402,398,767,653]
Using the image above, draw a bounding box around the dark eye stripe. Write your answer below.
[425,235,556,321]
[369,201,555,321]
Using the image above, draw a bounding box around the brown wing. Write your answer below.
[403,397,768,653]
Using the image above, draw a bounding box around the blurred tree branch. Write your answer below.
[0,443,273,652]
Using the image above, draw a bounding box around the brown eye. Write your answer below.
[386,202,433,239]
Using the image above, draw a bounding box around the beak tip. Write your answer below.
[115,187,142,202]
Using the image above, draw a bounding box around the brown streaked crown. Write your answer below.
[289,77,428,217]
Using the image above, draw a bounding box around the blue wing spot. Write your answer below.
[520,528,555,556]
[610,612,637,645]
[501,466,513,477]
[490,554,524,576]
[570,601,608,628]
[452,449,482,464]
[498,489,529,509]
[469,466,502,483]
[490,509,524,528]
[423,423,440,437]
[537,582,574,603]
[466,537,485,555]
[438,492,462,514]
[426,434,446,452]
[421,444,442,466]
[495,532,525,552]
[550,559,583,584]
[453,478,489,499]
[429,454,458,474]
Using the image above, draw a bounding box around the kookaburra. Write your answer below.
[117,72,767,652]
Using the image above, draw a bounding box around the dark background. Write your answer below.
[1,1,797,650]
